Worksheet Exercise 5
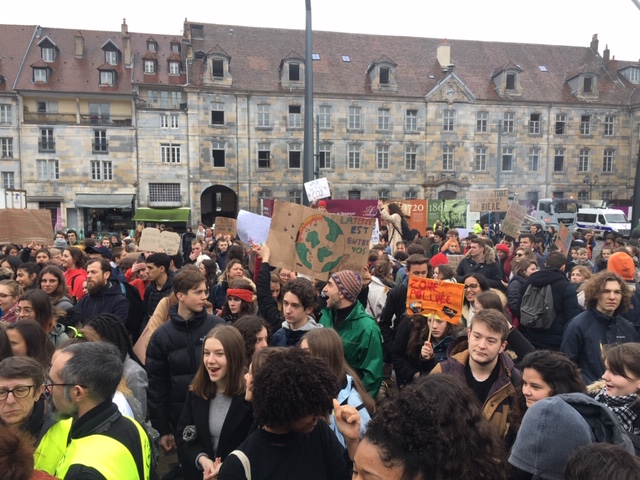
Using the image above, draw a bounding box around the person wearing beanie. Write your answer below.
[561,271,639,384]
[320,270,383,397]
[429,252,448,270]
[608,251,640,334]
[53,238,68,249]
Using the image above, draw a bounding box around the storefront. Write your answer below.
[27,194,64,231]
[75,194,135,237]
[132,207,191,233]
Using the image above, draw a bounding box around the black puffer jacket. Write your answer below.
[143,271,174,327]
[146,304,224,436]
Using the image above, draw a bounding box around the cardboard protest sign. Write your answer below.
[138,227,181,255]
[0,209,52,245]
[555,224,572,255]
[237,210,271,245]
[500,202,528,238]
[445,254,464,272]
[304,177,331,201]
[266,200,375,280]
[215,217,237,238]
[405,276,465,325]
[469,188,509,213]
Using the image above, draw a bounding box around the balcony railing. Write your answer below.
[23,112,132,127]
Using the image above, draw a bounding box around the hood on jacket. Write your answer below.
[527,267,567,288]
[281,315,323,331]
[463,244,496,265]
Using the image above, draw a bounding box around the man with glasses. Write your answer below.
[34,342,152,479]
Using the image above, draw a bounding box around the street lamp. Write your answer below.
[583,174,599,200]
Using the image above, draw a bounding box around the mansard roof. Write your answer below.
[0,24,38,92]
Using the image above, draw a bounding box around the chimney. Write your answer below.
[437,40,451,70]
[590,33,599,54]
[603,44,610,64]
[121,18,132,67]
[74,32,84,58]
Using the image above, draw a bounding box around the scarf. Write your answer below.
[595,388,640,435]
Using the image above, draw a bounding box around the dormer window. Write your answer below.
[148,41,157,52]
[105,51,118,65]
[203,46,232,86]
[583,76,593,93]
[492,64,523,97]
[42,47,55,62]
[33,67,49,83]
[169,61,180,75]
[171,42,180,54]
[280,51,305,89]
[506,73,516,90]
[289,64,300,81]
[567,69,598,100]
[367,56,397,92]
[380,67,390,85]
[99,70,115,86]
[144,60,156,74]
[620,66,640,84]
[212,60,224,78]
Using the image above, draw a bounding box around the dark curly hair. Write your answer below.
[233,315,269,366]
[84,313,138,364]
[252,348,338,428]
[363,374,507,480]
[583,271,631,315]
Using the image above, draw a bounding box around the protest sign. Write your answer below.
[428,199,468,229]
[500,202,528,238]
[266,200,375,280]
[469,188,509,213]
[445,255,464,272]
[405,276,465,325]
[407,200,428,233]
[555,223,572,255]
[237,210,271,245]
[138,227,181,255]
[0,209,52,245]
[215,217,237,238]
[371,219,380,246]
[304,177,331,201]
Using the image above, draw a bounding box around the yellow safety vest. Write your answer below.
[34,416,151,480]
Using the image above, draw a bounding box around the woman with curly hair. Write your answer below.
[218,348,350,480]
[219,278,256,324]
[352,374,508,480]
[177,325,253,480]
[377,201,407,256]
[37,265,73,314]
[233,315,268,366]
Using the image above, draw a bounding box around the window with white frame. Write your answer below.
[580,115,592,135]
[160,114,178,129]
[149,183,181,202]
[443,109,455,132]
[171,43,180,54]
[288,105,302,128]
[41,47,55,62]
[348,190,361,200]
[476,111,488,133]
[578,148,590,172]
[554,148,565,172]
[529,147,540,172]
[348,144,361,169]
[0,138,13,158]
[161,143,181,163]
[0,105,11,123]
[406,109,418,132]
[319,143,331,169]
[442,146,454,171]
[210,102,224,125]
[99,71,114,86]
[404,190,418,200]
[604,115,615,136]
[92,130,107,153]
[1,172,14,190]
[348,106,362,130]
[603,149,615,173]
[105,50,118,65]
[503,112,515,133]
[33,68,48,83]
[377,145,389,170]
[169,62,180,75]
[318,106,332,128]
[405,146,417,171]
[555,114,566,135]
[289,189,302,204]
[288,143,301,169]
[37,159,59,181]
[148,41,156,52]
[474,146,486,171]
[378,189,390,201]
[91,160,112,181]
[258,143,271,168]
[529,113,541,134]
[377,108,389,130]
[144,60,155,74]
[212,141,226,167]
[257,104,270,128]
[502,147,514,172]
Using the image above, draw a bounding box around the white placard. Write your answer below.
[237,210,272,245]
[304,177,331,201]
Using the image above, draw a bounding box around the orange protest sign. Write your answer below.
[405,276,465,325]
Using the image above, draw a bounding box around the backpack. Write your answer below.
[399,218,414,243]
[519,284,556,329]
[119,282,145,342]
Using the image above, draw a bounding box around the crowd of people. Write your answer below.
[0,211,639,480]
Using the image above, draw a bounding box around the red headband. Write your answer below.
[227,288,254,303]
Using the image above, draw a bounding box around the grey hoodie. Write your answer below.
[271,315,322,347]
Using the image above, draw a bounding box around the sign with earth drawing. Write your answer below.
[266,200,376,280]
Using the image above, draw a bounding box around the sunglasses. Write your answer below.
[515,253,525,257]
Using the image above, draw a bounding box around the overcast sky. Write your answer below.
[4,1,640,61]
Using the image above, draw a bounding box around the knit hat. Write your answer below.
[509,396,594,480]
[607,252,636,282]
[496,244,510,254]
[330,270,362,302]
[53,238,68,249]
[318,200,327,209]
[429,253,448,268]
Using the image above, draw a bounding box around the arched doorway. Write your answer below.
[438,189,458,200]
[200,185,238,227]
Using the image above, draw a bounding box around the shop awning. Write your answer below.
[27,195,65,203]
[75,194,134,209]
[133,207,191,223]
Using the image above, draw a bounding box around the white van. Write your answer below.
[576,208,631,238]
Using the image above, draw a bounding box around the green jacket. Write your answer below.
[320,301,383,398]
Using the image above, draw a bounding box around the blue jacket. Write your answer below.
[71,279,129,325]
